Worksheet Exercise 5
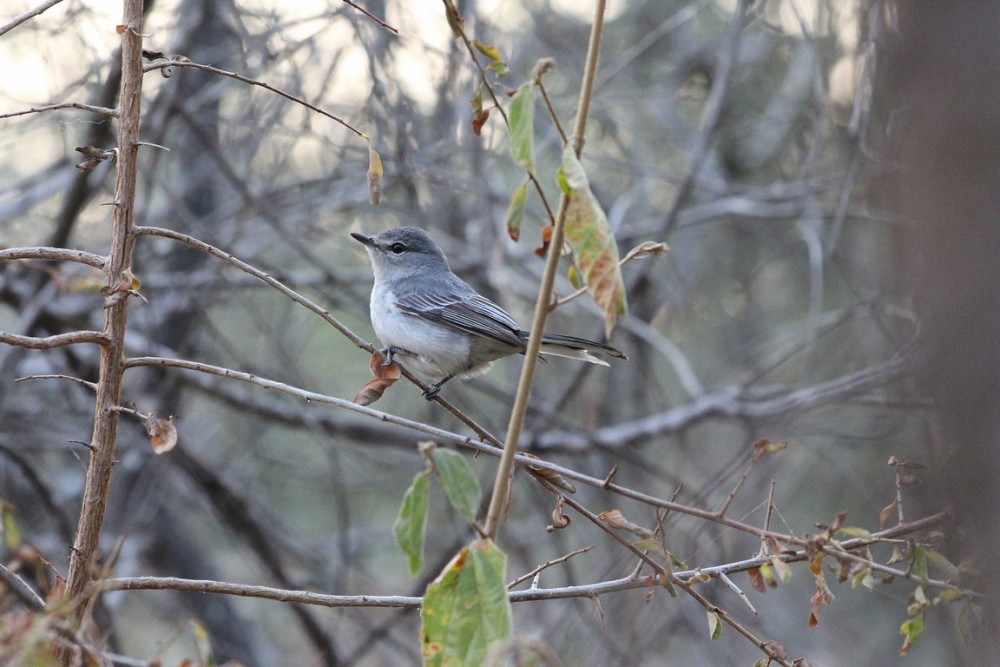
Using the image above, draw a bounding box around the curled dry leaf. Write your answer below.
[546,495,570,533]
[598,509,655,540]
[75,145,115,172]
[144,414,178,454]
[352,351,401,405]
[522,452,575,493]
[621,241,670,264]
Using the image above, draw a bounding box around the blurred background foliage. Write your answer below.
[0,0,975,664]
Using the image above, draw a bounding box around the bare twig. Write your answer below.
[339,0,398,34]
[0,247,107,267]
[0,102,118,120]
[0,331,109,349]
[0,562,48,611]
[0,0,65,38]
[142,60,366,139]
[16,374,99,391]
[508,546,594,590]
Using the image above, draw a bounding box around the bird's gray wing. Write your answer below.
[396,291,525,348]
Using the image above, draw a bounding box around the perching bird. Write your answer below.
[352,226,626,398]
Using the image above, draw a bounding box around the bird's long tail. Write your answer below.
[535,332,627,366]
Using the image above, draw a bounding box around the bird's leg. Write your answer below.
[382,346,411,366]
[423,374,454,400]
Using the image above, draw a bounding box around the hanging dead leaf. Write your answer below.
[534,224,553,257]
[748,566,766,594]
[144,414,178,454]
[546,495,570,532]
[353,351,401,405]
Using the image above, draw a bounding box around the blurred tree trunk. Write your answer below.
[882,2,1000,658]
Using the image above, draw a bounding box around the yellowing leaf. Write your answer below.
[1,503,20,550]
[367,143,383,206]
[422,539,512,667]
[558,148,627,336]
[473,40,501,62]
[505,180,528,241]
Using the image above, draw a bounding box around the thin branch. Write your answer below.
[0,562,48,611]
[63,0,144,625]
[142,60,365,139]
[134,226,368,348]
[99,577,421,608]
[0,0,65,38]
[0,247,107,268]
[339,0,398,34]
[16,374,99,391]
[508,546,594,590]
[532,354,910,450]
[0,331,109,349]
[0,102,119,120]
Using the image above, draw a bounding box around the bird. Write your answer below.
[351,226,626,398]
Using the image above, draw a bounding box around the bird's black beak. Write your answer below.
[351,232,374,247]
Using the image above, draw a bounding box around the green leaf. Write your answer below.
[508,81,536,172]
[706,611,723,640]
[432,448,482,523]
[558,148,628,337]
[912,546,929,582]
[422,539,512,667]
[505,180,528,242]
[924,549,959,580]
[393,472,429,577]
[836,526,872,540]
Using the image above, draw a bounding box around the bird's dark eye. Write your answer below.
[389,242,407,254]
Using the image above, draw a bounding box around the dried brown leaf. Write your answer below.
[145,414,178,454]
[353,352,401,405]
[598,509,654,539]
[748,566,766,594]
